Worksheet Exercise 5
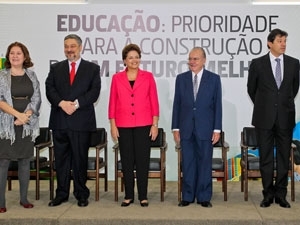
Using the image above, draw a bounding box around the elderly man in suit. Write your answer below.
[172,47,222,208]
[46,34,101,207]
[247,28,299,208]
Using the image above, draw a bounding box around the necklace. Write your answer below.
[10,68,25,76]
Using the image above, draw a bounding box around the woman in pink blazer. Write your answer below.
[108,44,159,207]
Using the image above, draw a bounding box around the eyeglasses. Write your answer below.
[188,57,201,61]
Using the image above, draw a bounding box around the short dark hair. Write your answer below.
[4,42,33,69]
[122,44,141,66]
[267,28,288,49]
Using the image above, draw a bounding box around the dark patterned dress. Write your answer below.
[0,73,34,159]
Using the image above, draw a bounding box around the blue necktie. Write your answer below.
[275,58,282,88]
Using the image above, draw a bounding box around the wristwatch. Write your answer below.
[74,99,79,109]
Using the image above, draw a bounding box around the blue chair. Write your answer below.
[293,122,300,140]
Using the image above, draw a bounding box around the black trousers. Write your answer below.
[256,125,292,199]
[52,129,90,200]
[118,126,151,201]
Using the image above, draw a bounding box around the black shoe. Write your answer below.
[121,199,134,207]
[275,197,291,208]
[178,200,190,207]
[140,200,149,207]
[48,197,68,207]
[260,198,273,208]
[77,198,89,207]
[197,201,212,208]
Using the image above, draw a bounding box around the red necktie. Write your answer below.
[70,62,76,85]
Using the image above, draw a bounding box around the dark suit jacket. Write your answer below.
[171,69,222,140]
[45,59,101,131]
[247,53,299,129]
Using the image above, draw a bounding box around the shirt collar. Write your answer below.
[192,68,204,77]
[269,52,283,61]
[68,58,81,66]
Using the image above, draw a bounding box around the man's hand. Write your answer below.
[212,132,220,145]
[59,100,77,115]
[173,130,180,146]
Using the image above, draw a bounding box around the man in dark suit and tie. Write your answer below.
[247,28,299,208]
[46,34,101,207]
[172,47,222,208]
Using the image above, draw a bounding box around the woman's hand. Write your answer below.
[14,119,23,126]
[110,125,119,143]
[149,125,158,141]
[15,112,31,125]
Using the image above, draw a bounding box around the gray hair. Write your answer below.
[64,34,82,46]
[191,46,206,58]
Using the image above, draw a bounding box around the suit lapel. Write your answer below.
[184,71,194,101]
[263,54,278,89]
[62,60,71,85]
[281,54,290,87]
[133,71,146,91]
[118,71,132,91]
[195,70,209,101]
[73,59,87,86]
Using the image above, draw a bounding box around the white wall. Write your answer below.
[87,0,251,3]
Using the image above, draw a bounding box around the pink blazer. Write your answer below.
[108,68,159,127]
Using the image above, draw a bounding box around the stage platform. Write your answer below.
[1,180,300,225]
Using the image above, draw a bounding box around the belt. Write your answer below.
[12,96,28,100]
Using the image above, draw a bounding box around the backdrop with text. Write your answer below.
[1,3,300,181]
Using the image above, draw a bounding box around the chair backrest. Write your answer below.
[34,127,51,145]
[150,128,165,147]
[90,128,107,147]
[242,127,258,147]
[292,140,300,165]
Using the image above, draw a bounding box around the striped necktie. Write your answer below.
[193,74,198,100]
[275,58,282,88]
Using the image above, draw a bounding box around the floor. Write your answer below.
[1,179,300,225]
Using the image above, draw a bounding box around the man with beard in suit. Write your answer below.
[46,34,101,207]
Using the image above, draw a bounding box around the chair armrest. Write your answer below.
[160,143,168,151]
[223,141,229,150]
[175,144,181,152]
[240,142,247,148]
[35,141,52,150]
[95,142,107,150]
[112,143,119,151]
[291,143,297,151]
